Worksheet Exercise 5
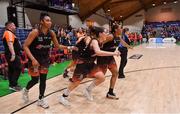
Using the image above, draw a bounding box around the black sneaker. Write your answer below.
[106,92,119,100]
[69,78,73,82]
[118,75,125,79]
[9,85,22,91]
[16,85,22,90]
[63,69,69,78]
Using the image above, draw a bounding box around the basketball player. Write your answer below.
[97,24,132,100]
[59,26,120,106]
[22,12,76,109]
[63,29,86,78]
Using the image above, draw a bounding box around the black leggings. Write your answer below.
[7,55,22,87]
[118,49,128,76]
[26,74,47,99]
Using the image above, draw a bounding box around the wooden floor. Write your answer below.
[1,43,180,114]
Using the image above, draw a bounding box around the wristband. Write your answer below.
[68,46,74,50]
[67,46,71,50]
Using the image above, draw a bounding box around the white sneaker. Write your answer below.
[67,71,73,78]
[84,88,93,101]
[22,88,29,103]
[59,95,70,106]
[37,98,49,109]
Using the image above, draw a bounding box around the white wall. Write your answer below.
[69,9,110,29]
[15,6,32,28]
[24,11,31,29]
[0,1,67,28]
[25,8,67,27]
[123,10,145,33]
[88,9,109,29]
[146,2,180,22]
[0,0,9,26]
[69,15,84,28]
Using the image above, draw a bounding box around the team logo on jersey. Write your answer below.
[38,37,43,42]
[44,36,51,40]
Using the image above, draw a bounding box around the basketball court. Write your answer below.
[0,0,180,113]
[1,43,180,113]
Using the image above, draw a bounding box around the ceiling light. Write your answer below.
[72,3,75,7]
[107,9,110,12]
[174,0,178,3]
[163,2,167,4]
[152,3,156,6]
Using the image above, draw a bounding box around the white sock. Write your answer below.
[67,68,70,72]
[63,89,70,97]
[87,81,96,92]
[25,88,29,92]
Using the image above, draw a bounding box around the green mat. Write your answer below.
[176,41,180,46]
[0,60,71,97]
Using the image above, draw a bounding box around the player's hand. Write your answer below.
[32,59,40,67]
[114,50,120,56]
[129,46,133,49]
[71,46,78,51]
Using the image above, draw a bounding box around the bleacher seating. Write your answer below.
[0,26,31,53]
[0,53,8,79]
[70,36,77,46]
[20,51,28,74]
[128,32,143,45]
[0,24,77,80]
[0,27,5,53]
[142,21,180,40]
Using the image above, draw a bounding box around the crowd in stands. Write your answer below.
[142,21,180,41]
[1,21,179,79]
[0,24,88,79]
[128,32,143,45]
[53,25,77,46]
[0,22,147,80]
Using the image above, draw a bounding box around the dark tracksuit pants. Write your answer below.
[6,55,22,87]
[118,48,128,77]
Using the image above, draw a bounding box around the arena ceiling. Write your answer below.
[73,0,177,21]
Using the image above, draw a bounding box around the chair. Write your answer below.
[49,48,58,64]
[20,51,28,74]
[54,48,64,63]
[63,49,72,60]
[0,54,8,79]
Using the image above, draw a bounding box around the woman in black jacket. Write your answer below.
[118,28,131,78]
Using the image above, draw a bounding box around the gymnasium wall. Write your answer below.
[69,9,110,29]
[69,15,84,28]
[145,2,180,22]
[0,1,179,31]
[87,9,109,29]
[0,0,9,26]
[123,10,145,33]
[0,1,67,28]
[25,8,68,27]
